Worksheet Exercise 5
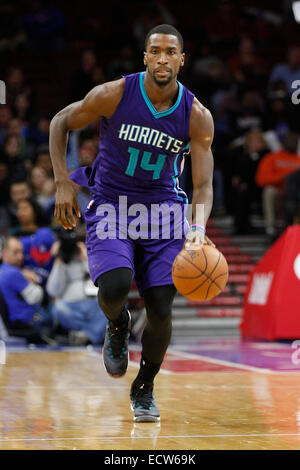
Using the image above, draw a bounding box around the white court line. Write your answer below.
[109,344,300,375]
[0,433,300,442]
[6,346,300,376]
[167,348,297,375]
[1,384,300,390]
[168,348,271,373]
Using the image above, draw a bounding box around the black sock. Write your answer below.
[112,308,129,326]
[133,354,162,385]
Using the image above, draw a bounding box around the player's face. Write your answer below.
[144,34,184,86]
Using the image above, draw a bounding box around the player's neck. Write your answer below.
[144,71,178,112]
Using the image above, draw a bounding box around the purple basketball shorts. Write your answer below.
[84,196,189,296]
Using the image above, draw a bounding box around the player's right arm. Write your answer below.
[49,78,125,229]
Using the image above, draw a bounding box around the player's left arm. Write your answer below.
[185,98,215,248]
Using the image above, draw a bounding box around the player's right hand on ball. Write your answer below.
[184,230,215,250]
[54,179,81,230]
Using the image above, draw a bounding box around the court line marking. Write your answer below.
[1,433,300,442]
[167,348,300,374]
[1,384,300,390]
[5,346,300,375]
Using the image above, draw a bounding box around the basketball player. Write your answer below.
[49,24,214,422]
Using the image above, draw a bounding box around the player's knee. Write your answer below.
[145,300,173,329]
[144,285,176,320]
[96,268,132,308]
[145,309,172,340]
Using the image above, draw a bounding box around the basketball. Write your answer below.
[172,245,229,301]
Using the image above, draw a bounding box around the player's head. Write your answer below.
[144,24,185,86]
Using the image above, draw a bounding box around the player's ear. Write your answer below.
[180,52,185,67]
[143,51,147,66]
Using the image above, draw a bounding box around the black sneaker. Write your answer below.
[130,379,160,422]
[102,309,131,377]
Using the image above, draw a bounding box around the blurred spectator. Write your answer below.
[9,196,48,237]
[30,166,47,195]
[0,136,27,180]
[7,179,32,228]
[229,89,264,138]
[46,230,107,345]
[263,90,293,142]
[29,165,55,209]
[6,118,34,167]
[269,45,300,95]
[0,3,26,53]
[192,57,232,109]
[91,65,105,87]
[13,93,32,122]
[27,118,50,147]
[20,227,55,286]
[227,37,268,89]
[68,136,98,217]
[70,50,98,102]
[33,145,53,177]
[78,139,97,166]
[0,105,13,144]
[107,45,137,81]
[203,0,243,57]
[5,67,33,110]
[0,236,53,344]
[255,132,300,237]
[231,129,268,233]
[7,117,26,139]
[0,160,11,233]
[21,0,66,54]
[0,159,10,206]
[133,10,163,50]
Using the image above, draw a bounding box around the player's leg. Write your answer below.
[84,197,136,377]
[129,202,187,421]
[96,267,133,377]
[97,267,133,321]
[130,284,177,422]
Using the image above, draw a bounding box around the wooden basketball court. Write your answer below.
[1,340,300,450]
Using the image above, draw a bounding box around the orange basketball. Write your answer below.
[172,245,229,301]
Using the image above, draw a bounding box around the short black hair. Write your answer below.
[10,177,30,186]
[145,24,184,52]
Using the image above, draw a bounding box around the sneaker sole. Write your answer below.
[134,415,161,423]
[130,404,160,422]
[101,349,128,378]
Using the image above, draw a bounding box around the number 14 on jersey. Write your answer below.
[125,146,166,180]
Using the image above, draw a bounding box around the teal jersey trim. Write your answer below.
[139,72,183,119]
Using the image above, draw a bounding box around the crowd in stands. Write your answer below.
[1,0,300,343]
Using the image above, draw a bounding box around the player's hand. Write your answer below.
[184,230,215,250]
[54,180,81,230]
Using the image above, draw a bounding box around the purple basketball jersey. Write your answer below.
[71,72,194,204]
